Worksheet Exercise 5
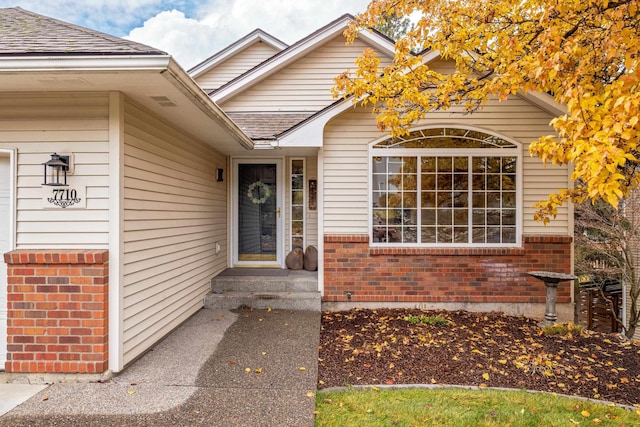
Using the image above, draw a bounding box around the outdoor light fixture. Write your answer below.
[42,153,69,186]
[216,168,224,182]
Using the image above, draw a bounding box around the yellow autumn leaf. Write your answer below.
[581,410,591,417]
[254,368,263,373]
[482,373,490,381]
[306,391,315,397]
[299,367,306,371]
[340,0,640,220]
[245,368,251,373]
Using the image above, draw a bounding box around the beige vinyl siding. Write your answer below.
[122,99,227,365]
[221,37,392,113]
[323,96,571,237]
[323,109,371,233]
[195,42,281,91]
[0,93,110,248]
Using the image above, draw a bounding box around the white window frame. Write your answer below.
[368,126,523,248]
[290,157,306,250]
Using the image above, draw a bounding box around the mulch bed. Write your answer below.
[317,308,640,407]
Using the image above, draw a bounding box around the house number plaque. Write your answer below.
[42,186,86,209]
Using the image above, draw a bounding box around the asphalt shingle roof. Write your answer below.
[227,113,313,140]
[0,7,164,56]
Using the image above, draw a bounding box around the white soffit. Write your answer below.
[0,55,253,154]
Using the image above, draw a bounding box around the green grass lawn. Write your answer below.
[315,387,640,426]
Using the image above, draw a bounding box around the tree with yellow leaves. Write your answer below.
[334,0,640,223]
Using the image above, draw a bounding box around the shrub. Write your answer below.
[406,314,450,326]
[541,322,585,337]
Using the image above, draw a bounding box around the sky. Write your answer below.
[0,0,371,70]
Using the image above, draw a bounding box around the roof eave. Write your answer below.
[0,54,172,72]
[0,54,254,152]
[164,59,255,150]
[519,91,567,117]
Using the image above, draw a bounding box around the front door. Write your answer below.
[0,153,11,367]
[233,159,283,267]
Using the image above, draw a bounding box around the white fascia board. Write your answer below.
[164,60,255,150]
[421,49,442,66]
[277,102,355,147]
[0,55,171,72]
[519,91,566,117]
[189,30,288,78]
[212,16,397,104]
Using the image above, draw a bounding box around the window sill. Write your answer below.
[369,246,526,256]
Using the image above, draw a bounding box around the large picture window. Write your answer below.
[371,127,520,246]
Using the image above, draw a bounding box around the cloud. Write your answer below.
[0,0,371,70]
[126,10,220,69]
[125,0,371,69]
[0,0,160,35]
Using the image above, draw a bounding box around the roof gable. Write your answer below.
[211,14,396,104]
[274,51,564,148]
[189,29,287,79]
[0,7,162,56]
[220,35,390,114]
[191,35,285,92]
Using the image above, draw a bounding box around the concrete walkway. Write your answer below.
[0,308,321,426]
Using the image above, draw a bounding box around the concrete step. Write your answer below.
[211,270,317,294]
[203,291,321,311]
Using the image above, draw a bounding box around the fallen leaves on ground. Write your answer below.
[318,309,640,406]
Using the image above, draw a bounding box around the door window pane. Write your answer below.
[290,159,304,250]
[239,164,277,261]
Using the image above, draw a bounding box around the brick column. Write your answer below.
[4,250,109,374]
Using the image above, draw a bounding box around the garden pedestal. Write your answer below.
[528,271,577,326]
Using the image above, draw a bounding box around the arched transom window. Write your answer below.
[371,127,520,246]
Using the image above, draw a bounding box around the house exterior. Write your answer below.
[193,16,573,315]
[0,8,575,376]
[0,7,254,374]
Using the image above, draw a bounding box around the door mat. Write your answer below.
[219,268,290,277]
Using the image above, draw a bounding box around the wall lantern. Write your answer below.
[216,168,224,182]
[42,153,69,186]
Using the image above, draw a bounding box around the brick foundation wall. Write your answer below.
[4,250,109,374]
[324,235,572,304]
